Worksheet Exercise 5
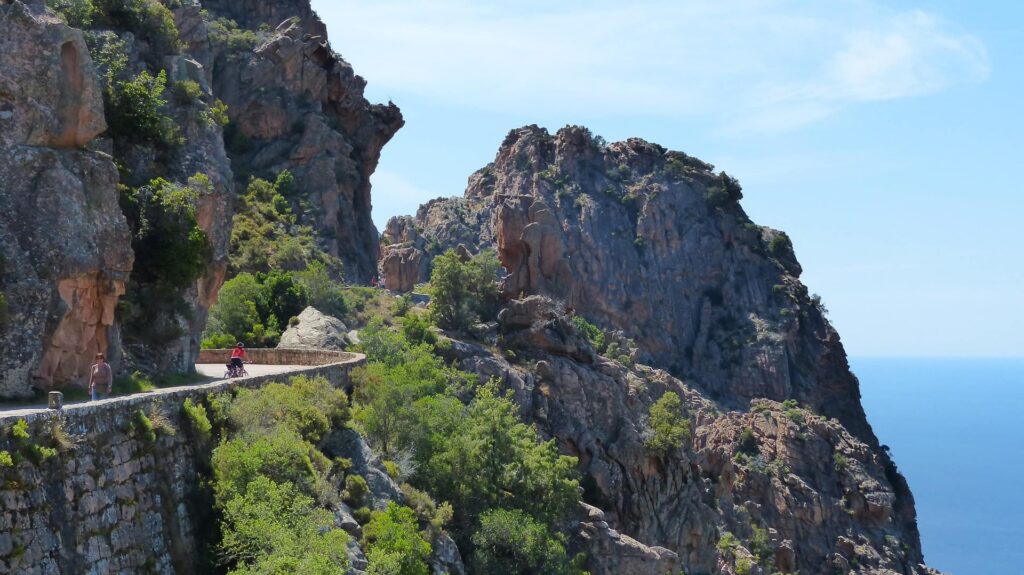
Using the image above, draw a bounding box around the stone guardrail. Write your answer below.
[196,347,359,366]
[0,350,366,573]
[0,350,365,423]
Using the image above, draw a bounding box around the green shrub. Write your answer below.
[749,523,772,563]
[355,317,408,366]
[118,175,213,346]
[182,398,212,442]
[644,392,691,455]
[107,70,181,147]
[201,333,236,349]
[400,483,452,535]
[46,0,95,27]
[218,477,349,574]
[414,385,580,532]
[94,0,180,55]
[0,451,12,467]
[427,249,502,332]
[11,419,29,440]
[352,506,372,525]
[781,399,805,426]
[343,474,369,506]
[400,313,436,346]
[131,409,157,442]
[204,269,313,348]
[112,370,155,395]
[737,427,759,456]
[705,172,743,208]
[228,174,340,280]
[392,294,412,317]
[382,460,400,480]
[212,427,319,502]
[834,452,848,472]
[173,80,203,105]
[295,262,347,319]
[470,508,582,575]
[768,232,794,260]
[717,531,739,556]
[362,503,431,575]
[227,376,347,443]
[202,99,230,127]
[208,17,261,51]
[736,557,753,575]
[571,315,605,353]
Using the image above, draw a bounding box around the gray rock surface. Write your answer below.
[0,2,132,397]
[390,125,873,443]
[205,2,403,282]
[278,306,348,349]
[442,301,932,574]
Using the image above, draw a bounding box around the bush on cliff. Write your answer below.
[362,502,432,575]
[230,173,341,277]
[219,476,349,575]
[644,392,691,455]
[211,376,352,574]
[428,249,502,332]
[92,0,180,56]
[350,324,581,569]
[118,174,213,345]
[203,270,310,348]
[106,69,182,148]
[471,509,584,575]
[47,0,96,27]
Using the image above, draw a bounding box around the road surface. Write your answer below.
[193,364,308,378]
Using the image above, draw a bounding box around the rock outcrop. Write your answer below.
[399,125,935,573]
[387,125,871,443]
[204,0,403,282]
[0,0,399,396]
[0,2,132,397]
[441,297,929,574]
[277,306,348,350]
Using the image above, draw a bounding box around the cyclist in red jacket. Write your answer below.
[229,343,246,376]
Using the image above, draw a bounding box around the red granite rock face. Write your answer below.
[205,0,403,282]
[389,125,871,442]
[0,3,133,397]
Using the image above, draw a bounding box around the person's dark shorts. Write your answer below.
[230,357,243,369]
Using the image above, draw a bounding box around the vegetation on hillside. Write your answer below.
[427,249,503,331]
[350,321,587,574]
[118,174,213,345]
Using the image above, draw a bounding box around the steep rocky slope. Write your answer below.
[0,0,398,397]
[384,125,869,440]
[202,0,403,281]
[386,126,936,573]
[439,297,932,574]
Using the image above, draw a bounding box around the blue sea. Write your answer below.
[853,358,1024,575]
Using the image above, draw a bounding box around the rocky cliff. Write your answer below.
[202,0,402,282]
[387,126,935,574]
[0,0,398,397]
[0,3,133,398]
[440,298,931,574]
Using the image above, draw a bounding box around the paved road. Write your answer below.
[194,363,308,378]
[0,364,311,415]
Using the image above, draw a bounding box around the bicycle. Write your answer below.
[223,361,249,378]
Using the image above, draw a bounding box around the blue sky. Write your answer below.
[311,0,1022,358]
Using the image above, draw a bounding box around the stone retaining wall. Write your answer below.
[0,354,365,574]
[196,348,358,366]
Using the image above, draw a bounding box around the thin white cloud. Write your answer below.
[315,0,988,133]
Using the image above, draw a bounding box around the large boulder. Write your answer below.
[277,306,348,350]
